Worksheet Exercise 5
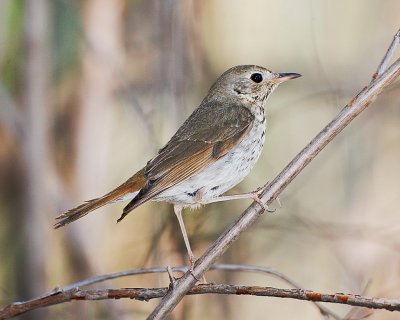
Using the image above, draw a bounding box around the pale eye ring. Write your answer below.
[250,73,263,83]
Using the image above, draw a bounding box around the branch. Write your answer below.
[0,264,340,319]
[1,284,399,319]
[148,29,400,319]
[62,264,341,319]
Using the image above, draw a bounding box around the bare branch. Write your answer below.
[0,264,341,319]
[209,264,342,320]
[148,31,400,319]
[59,264,302,290]
[54,263,341,319]
[1,284,399,319]
[46,264,342,319]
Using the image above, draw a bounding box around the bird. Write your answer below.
[55,65,301,268]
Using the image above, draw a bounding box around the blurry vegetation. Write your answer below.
[52,1,81,79]
[0,1,400,319]
[1,0,24,95]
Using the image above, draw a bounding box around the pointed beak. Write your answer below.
[273,72,302,84]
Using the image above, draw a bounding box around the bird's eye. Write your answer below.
[250,73,263,83]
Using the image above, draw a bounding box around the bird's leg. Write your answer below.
[173,205,207,283]
[173,205,196,270]
[195,186,275,212]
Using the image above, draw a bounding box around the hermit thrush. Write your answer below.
[56,65,300,267]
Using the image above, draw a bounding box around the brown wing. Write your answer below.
[118,102,254,221]
[147,102,254,176]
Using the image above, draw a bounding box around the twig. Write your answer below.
[375,28,400,77]
[63,264,341,319]
[61,264,340,319]
[0,264,342,319]
[58,264,303,291]
[148,30,400,319]
[209,264,341,320]
[59,266,187,291]
[1,284,399,319]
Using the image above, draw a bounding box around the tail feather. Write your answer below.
[55,168,147,228]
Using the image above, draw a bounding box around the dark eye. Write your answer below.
[250,73,263,83]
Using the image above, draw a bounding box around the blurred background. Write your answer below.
[0,0,399,319]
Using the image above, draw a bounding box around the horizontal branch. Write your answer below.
[1,284,399,319]
[0,264,340,319]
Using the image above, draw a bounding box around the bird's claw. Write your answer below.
[252,185,278,213]
[188,256,207,283]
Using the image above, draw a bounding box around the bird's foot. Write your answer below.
[252,185,276,213]
[188,255,207,283]
[189,253,197,271]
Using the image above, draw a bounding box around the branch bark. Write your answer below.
[1,284,399,319]
[148,29,400,319]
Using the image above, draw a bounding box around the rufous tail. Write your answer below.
[55,168,147,228]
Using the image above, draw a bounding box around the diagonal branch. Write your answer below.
[148,30,400,319]
[1,284,399,319]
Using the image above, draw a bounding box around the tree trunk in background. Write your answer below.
[70,1,125,318]
[75,0,125,215]
[21,1,51,319]
[154,2,204,319]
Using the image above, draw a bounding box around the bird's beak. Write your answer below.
[272,72,302,84]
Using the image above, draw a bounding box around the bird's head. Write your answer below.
[208,65,301,105]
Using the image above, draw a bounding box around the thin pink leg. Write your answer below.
[195,187,271,211]
[174,205,196,269]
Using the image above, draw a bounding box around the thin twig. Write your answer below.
[344,281,373,320]
[1,284,399,319]
[148,31,400,319]
[46,264,305,293]
[375,28,400,77]
[0,264,342,319]
[60,266,188,291]
[61,264,341,319]
[209,264,341,320]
